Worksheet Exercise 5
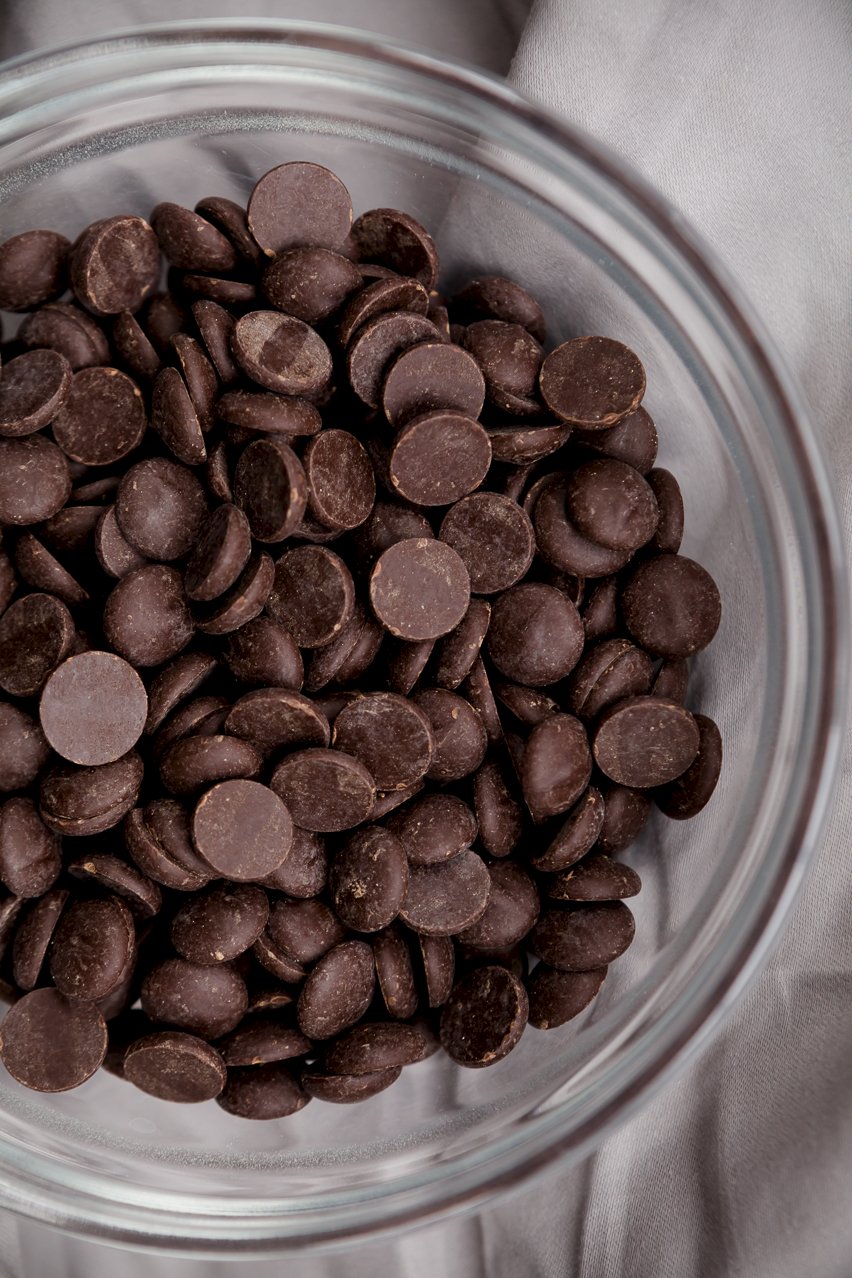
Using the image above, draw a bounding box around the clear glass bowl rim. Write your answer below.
[0,18,846,1255]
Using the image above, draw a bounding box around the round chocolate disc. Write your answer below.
[399,848,491,936]
[192,779,293,881]
[0,988,107,1092]
[370,538,470,642]
[116,458,208,562]
[521,713,593,823]
[248,162,353,255]
[439,965,528,1067]
[141,957,248,1039]
[262,246,362,323]
[124,1031,227,1103]
[232,310,332,397]
[303,429,376,531]
[103,565,195,667]
[332,692,434,791]
[350,207,438,289]
[268,546,355,649]
[621,553,722,658]
[233,436,307,542]
[487,583,584,686]
[412,687,488,783]
[527,965,606,1030]
[225,688,330,753]
[530,902,636,971]
[382,342,485,426]
[48,895,136,1001]
[388,411,492,507]
[347,310,441,408]
[70,215,159,315]
[440,492,535,594]
[0,349,72,437]
[296,939,375,1040]
[0,592,75,697]
[330,825,409,933]
[593,695,700,788]
[539,337,646,428]
[52,366,146,466]
[566,458,659,552]
[0,435,71,525]
[40,651,148,766]
[171,884,269,965]
[270,748,376,833]
[654,712,722,818]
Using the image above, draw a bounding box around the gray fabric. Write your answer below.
[1,1,851,1275]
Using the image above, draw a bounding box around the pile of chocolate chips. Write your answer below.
[0,163,722,1119]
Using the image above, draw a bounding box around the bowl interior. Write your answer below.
[0,27,836,1248]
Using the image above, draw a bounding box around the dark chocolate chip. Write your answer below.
[372,925,418,1019]
[0,592,75,697]
[49,895,136,1000]
[575,405,658,473]
[151,202,237,273]
[0,349,71,437]
[70,215,160,316]
[171,884,269,965]
[530,902,635,970]
[67,852,162,918]
[233,436,307,542]
[487,582,584,686]
[151,366,206,466]
[248,163,352,256]
[412,687,488,782]
[370,537,470,642]
[116,457,207,561]
[297,938,374,1040]
[124,1031,227,1102]
[222,616,304,689]
[0,435,71,525]
[530,786,605,872]
[330,825,408,933]
[566,459,659,552]
[526,964,606,1030]
[521,713,593,823]
[0,987,107,1091]
[654,712,722,819]
[399,848,491,936]
[141,958,248,1039]
[349,208,438,289]
[0,798,61,898]
[540,337,646,428]
[191,779,293,881]
[593,695,700,788]
[548,853,641,901]
[457,860,539,950]
[473,751,524,858]
[271,748,375,833]
[440,965,527,1067]
[453,276,545,342]
[347,310,441,408]
[232,311,332,397]
[103,565,195,667]
[0,703,49,793]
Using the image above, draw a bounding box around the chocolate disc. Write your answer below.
[370,538,470,641]
[303,429,376,531]
[539,337,646,428]
[70,215,159,315]
[234,436,307,543]
[232,310,332,397]
[388,412,492,507]
[487,583,584,686]
[382,342,485,426]
[248,162,352,255]
[0,592,75,698]
[296,939,375,1040]
[116,457,207,562]
[0,988,107,1092]
[530,902,636,971]
[439,965,528,1067]
[53,366,146,466]
[192,779,293,881]
[621,554,722,658]
[40,651,148,766]
[332,692,434,791]
[0,349,72,437]
[0,435,71,525]
[399,848,491,937]
[330,825,409,933]
[124,1031,227,1103]
[440,492,535,594]
[350,207,438,288]
[593,695,700,788]
[270,748,376,833]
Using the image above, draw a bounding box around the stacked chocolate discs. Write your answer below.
[0,162,722,1114]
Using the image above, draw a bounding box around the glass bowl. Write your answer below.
[0,20,845,1257]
